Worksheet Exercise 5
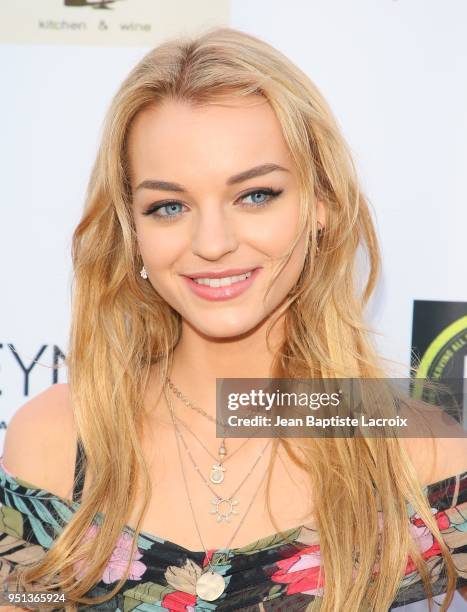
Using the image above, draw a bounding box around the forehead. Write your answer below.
[126,95,293,186]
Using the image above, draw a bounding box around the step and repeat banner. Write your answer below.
[0,0,229,46]
[1,0,466,442]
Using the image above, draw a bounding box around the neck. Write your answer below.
[165,312,286,425]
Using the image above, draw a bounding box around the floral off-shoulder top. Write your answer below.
[0,440,466,611]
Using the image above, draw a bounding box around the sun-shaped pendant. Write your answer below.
[210,497,239,522]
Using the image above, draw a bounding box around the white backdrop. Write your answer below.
[1,0,466,445]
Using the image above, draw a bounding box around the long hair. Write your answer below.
[12,26,458,610]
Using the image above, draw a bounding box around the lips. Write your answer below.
[182,267,261,301]
[184,267,260,280]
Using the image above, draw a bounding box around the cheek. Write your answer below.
[136,225,182,271]
[245,201,304,259]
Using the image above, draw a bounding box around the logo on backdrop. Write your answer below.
[411,300,467,417]
[64,0,122,8]
[0,0,229,46]
[412,300,467,380]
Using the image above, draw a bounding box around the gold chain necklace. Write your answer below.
[165,384,271,602]
[167,377,224,426]
[167,376,254,484]
[171,411,251,485]
[171,409,271,523]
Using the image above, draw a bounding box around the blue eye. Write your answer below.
[241,189,281,207]
[152,202,184,218]
[143,188,282,221]
[142,201,187,221]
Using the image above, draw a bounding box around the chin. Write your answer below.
[191,316,262,340]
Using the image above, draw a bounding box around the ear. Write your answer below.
[316,199,326,230]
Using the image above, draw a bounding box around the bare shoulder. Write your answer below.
[399,400,467,486]
[2,383,78,498]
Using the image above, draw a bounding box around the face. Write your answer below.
[128,95,324,339]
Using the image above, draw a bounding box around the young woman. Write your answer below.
[1,27,466,612]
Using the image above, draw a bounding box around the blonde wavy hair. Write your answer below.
[11,26,459,611]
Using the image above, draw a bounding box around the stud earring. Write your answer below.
[140,266,148,279]
[316,225,324,255]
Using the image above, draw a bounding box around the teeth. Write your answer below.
[193,271,252,287]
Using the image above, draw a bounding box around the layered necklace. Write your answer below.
[172,407,271,523]
[167,377,252,485]
[164,379,272,601]
[173,410,250,485]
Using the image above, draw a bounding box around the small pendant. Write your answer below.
[196,570,226,601]
[210,463,226,484]
[210,497,239,522]
[218,442,227,459]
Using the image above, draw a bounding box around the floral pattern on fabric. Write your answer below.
[0,457,466,611]
[74,525,148,584]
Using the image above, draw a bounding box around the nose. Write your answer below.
[191,202,238,261]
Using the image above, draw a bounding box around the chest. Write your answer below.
[123,419,316,552]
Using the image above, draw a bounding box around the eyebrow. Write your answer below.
[134,163,289,193]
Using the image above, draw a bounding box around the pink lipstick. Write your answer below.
[181,267,261,301]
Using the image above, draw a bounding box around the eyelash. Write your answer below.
[142,187,283,222]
